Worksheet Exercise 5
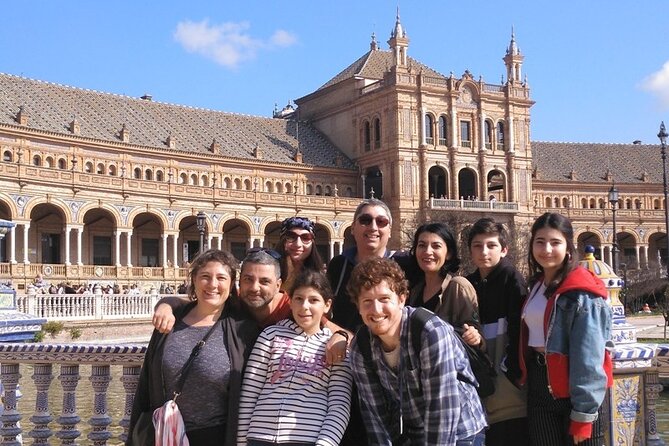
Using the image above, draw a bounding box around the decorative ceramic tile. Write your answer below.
[610,374,644,445]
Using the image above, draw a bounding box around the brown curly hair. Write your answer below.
[347,257,408,307]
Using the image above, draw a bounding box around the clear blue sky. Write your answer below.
[2,1,669,145]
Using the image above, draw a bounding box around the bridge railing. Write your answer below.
[0,342,147,445]
[15,293,185,321]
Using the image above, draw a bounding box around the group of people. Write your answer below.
[127,199,613,446]
[31,275,148,296]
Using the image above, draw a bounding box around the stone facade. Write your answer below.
[1,14,668,289]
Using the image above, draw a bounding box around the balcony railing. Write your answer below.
[430,198,519,212]
[0,342,146,445]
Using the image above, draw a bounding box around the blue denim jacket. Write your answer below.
[521,267,613,427]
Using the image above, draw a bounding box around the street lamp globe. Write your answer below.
[608,184,619,273]
[608,184,619,205]
[196,211,206,254]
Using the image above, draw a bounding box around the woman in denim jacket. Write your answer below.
[519,213,613,445]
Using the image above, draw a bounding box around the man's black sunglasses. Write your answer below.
[246,247,282,261]
[357,214,390,228]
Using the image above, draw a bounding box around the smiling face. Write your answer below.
[531,227,568,283]
[239,263,282,311]
[193,261,232,312]
[351,205,391,258]
[415,231,449,276]
[283,229,314,265]
[290,285,332,335]
[470,233,508,277]
[357,280,406,349]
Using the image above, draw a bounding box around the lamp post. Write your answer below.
[658,122,669,275]
[608,184,619,273]
[196,211,206,254]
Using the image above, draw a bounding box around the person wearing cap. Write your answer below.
[275,216,324,294]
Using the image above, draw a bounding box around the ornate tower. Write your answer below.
[503,28,524,83]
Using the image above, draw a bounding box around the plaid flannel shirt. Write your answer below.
[350,306,487,445]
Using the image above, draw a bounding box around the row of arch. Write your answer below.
[543,196,664,211]
[0,202,354,266]
[428,166,508,201]
[576,229,669,269]
[1,149,354,197]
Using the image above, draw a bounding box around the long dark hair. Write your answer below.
[527,212,578,296]
[410,222,460,277]
[275,217,323,281]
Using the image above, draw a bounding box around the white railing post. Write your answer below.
[94,285,103,320]
[150,290,160,314]
[27,284,36,315]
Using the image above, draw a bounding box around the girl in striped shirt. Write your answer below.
[237,270,353,446]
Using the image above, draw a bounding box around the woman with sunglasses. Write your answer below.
[408,223,484,347]
[275,216,323,294]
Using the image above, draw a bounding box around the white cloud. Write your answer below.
[640,61,669,110]
[174,19,297,69]
[270,30,298,47]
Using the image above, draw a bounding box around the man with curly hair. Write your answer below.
[348,257,487,446]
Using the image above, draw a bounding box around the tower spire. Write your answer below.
[503,26,524,83]
[387,8,409,68]
[370,32,378,51]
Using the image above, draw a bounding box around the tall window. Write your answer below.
[373,118,381,149]
[438,116,447,145]
[364,121,371,151]
[425,114,434,144]
[460,121,471,147]
[497,122,505,150]
[484,121,492,149]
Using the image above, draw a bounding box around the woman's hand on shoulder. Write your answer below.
[152,304,176,333]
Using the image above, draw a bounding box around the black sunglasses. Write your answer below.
[285,231,315,243]
[246,247,282,261]
[357,214,390,228]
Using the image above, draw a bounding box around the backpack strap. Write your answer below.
[354,324,374,370]
[333,257,349,297]
[408,307,432,363]
[410,307,475,388]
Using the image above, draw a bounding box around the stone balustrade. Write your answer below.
[430,197,519,212]
[0,342,146,445]
[0,340,667,445]
[14,293,175,321]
